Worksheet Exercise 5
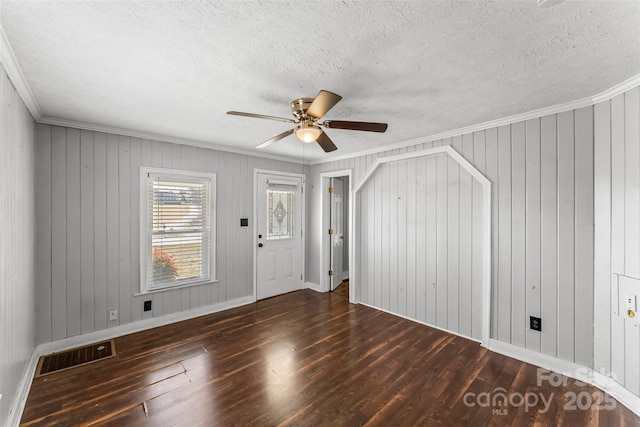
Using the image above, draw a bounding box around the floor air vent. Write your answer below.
[35,339,116,377]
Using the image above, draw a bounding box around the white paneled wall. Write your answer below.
[34,125,304,343]
[357,153,484,341]
[308,107,595,365]
[594,86,640,397]
[0,67,36,422]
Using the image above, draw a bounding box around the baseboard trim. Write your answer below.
[487,339,640,418]
[305,281,326,293]
[6,349,40,427]
[8,295,255,426]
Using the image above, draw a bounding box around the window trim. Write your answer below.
[139,167,217,294]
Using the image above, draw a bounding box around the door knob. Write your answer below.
[258,234,263,239]
[258,243,263,248]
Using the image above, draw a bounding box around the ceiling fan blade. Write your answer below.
[306,90,342,119]
[316,131,338,153]
[227,111,296,124]
[323,120,388,133]
[256,128,295,149]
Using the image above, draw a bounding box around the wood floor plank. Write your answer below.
[20,289,639,426]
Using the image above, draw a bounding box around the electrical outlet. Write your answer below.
[109,309,118,321]
[530,316,542,332]
[144,300,152,312]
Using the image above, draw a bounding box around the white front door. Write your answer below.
[330,178,344,291]
[256,172,303,300]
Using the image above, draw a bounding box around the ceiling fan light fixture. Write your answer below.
[295,123,322,143]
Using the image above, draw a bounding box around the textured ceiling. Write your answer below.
[2,1,639,162]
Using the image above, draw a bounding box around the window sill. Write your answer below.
[134,279,220,297]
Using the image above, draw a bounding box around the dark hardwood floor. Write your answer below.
[21,289,639,426]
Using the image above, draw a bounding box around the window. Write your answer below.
[266,187,295,240]
[140,167,216,293]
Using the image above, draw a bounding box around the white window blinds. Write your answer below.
[146,173,212,290]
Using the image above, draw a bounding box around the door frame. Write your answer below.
[320,169,353,297]
[253,169,306,302]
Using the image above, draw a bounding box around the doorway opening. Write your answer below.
[321,169,353,298]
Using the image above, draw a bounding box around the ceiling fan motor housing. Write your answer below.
[290,98,315,120]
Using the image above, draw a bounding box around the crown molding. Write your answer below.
[591,73,640,104]
[0,23,42,119]
[38,116,305,165]
[311,73,640,165]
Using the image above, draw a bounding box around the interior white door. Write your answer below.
[330,178,344,291]
[256,173,303,300]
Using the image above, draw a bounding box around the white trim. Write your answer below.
[39,116,302,164]
[9,295,254,427]
[311,73,640,166]
[488,339,640,418]
[352,145,492,347]
[6,350,40,427]
[305,281,325,293]
[319,169,353,297]
[139,167,217,294]
[253,169,306,301]
[0,24,42,119]
[359,301,482,344]
[592,74,640,104]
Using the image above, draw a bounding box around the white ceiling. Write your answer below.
[2,1,639,163]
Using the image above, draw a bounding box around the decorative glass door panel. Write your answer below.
[267,189,295,240]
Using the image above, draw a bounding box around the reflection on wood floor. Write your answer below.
[21,288,639,426]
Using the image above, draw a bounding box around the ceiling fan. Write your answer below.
[227,90,388,153]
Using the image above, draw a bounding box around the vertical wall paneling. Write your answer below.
[35,124,52,344]
[312,84,640,401]
[472,131,486,341]
[497,125,512,343]
[525,118,541,352]
[624,90,640,279]
[574,106,594,368]
[106,134,120,326]
[93,133,108,330]
[366,174,376,305]
[425,155,437,326]
[351,148,483,341]
[593,100,611,374]
[66,128,81,338]
[540,114,558,357]
[459,134,474,338]
[389,161,400,314]
[623,88,640,395]
[610,94,626,384]
[406,158,417,319]
[118,136,132,324]
[381,161,391,312]
[510,122,526,348]
[447,141,460,332]
[436,153,449,329]
[485,128,499,339]
[36,126,304,342]
[557,110,576,362]
[80,130,95,334]
[51,126,67,340]
[374,171,382,307]
[0,67,36,423]
[129,138,142,322]
[415,157,427,322]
